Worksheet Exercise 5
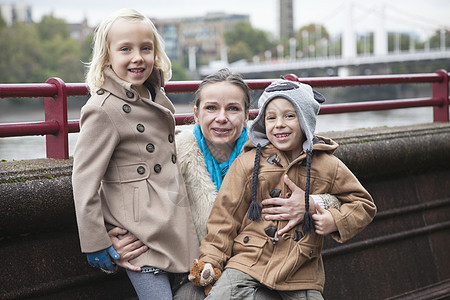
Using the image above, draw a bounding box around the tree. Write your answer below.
[36,15,70,40]
[0,22,44,83]
[40,34,85,82]
[227,41,253,63]
[0,14,88,84]
[388,32,412,52]
[0,8,6,29]
[429,29,450,49]
[224,22,274,63]
[295,24,330,58]
[171,61,192,81]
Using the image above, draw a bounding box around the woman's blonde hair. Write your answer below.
[85,8,171,93]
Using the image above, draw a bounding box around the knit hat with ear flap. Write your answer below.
[247,78,325,233]
[249,79,324,151]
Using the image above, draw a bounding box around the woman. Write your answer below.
[109,69,341,299]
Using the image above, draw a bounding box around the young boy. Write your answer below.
[192,78,377,299]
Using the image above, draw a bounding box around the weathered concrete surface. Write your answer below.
[321,122,450,300]
[1,122,449,299]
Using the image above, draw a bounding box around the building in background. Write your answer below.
[68,18,93,42]
[153,12,249,68]
[279,0,294,40]
[0,1,32,26]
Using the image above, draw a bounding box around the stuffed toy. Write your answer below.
[188,259,222,296]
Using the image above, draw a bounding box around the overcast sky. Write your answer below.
[9,0,450,39]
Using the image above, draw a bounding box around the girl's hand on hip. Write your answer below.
[108,227,148,272]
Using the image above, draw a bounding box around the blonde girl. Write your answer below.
[72,8,198,300]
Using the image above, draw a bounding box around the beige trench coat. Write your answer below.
[72,68,198,273]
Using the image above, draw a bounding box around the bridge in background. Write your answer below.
[198,2,450,77]
[199,49,450,78]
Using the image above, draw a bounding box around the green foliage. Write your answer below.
[171,61,192,81]
[388,32,413,52]
[0,8,6,29]
[0,15,87,83]
[228,41,253,63]
[0,23,44,82]
[36,15,70,40]
[357,33,373,55]
[224,22,274,63]
[0,14,194,85]
[295,24,331,58]
[429,30,450,49]
[80,33,94,63]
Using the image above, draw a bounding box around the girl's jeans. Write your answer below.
[126,266,171,300]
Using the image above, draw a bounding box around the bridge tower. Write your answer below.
[374,3,388,56]
[342,1,357,59]
[280,0,294,39]
[340,1,357,76]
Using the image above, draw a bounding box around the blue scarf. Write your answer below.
[193,124,248,191]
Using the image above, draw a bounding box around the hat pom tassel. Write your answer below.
[247,201,262,221]
[302,211,314,233]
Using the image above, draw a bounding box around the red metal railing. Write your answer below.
[0,70,449,159]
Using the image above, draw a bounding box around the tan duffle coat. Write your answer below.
[199,137,376,292]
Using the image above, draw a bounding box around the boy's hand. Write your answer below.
[86,245,120,272]
[312,203,338,235]
[262,174,311,236]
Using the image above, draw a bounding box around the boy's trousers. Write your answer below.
[205,268,324,300]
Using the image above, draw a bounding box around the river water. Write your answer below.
[0,104,433,161]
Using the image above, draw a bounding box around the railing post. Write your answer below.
[432,70,449,122]
[44,77,69,159]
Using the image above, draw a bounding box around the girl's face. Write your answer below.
[106,19,155,98]
[265,97,304,160]
[194,82,248,157]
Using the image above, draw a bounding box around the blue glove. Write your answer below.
[86,245,120,272]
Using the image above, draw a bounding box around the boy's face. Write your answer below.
[106,19,155,98]
[265,97,304,160]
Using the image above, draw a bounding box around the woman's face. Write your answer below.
[194,81,249,148]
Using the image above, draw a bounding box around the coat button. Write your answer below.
[122,104,131,113]
[146,143,155,153]
[171,154,177,164]
[243,236,249,243]
[137,166,146,175]
[126,91,134,98]
[136,124,145,132]
[96,89,105,95]
[168,134,174,143]
[309,250,314,257]
[154,164,162,173]
[270,189,281,198]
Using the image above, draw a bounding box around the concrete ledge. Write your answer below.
[323,122,450,179]
[1,122,449,299]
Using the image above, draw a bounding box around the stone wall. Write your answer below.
[1,123,449,299]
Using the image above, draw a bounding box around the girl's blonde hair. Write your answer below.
[85,8,172,93]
